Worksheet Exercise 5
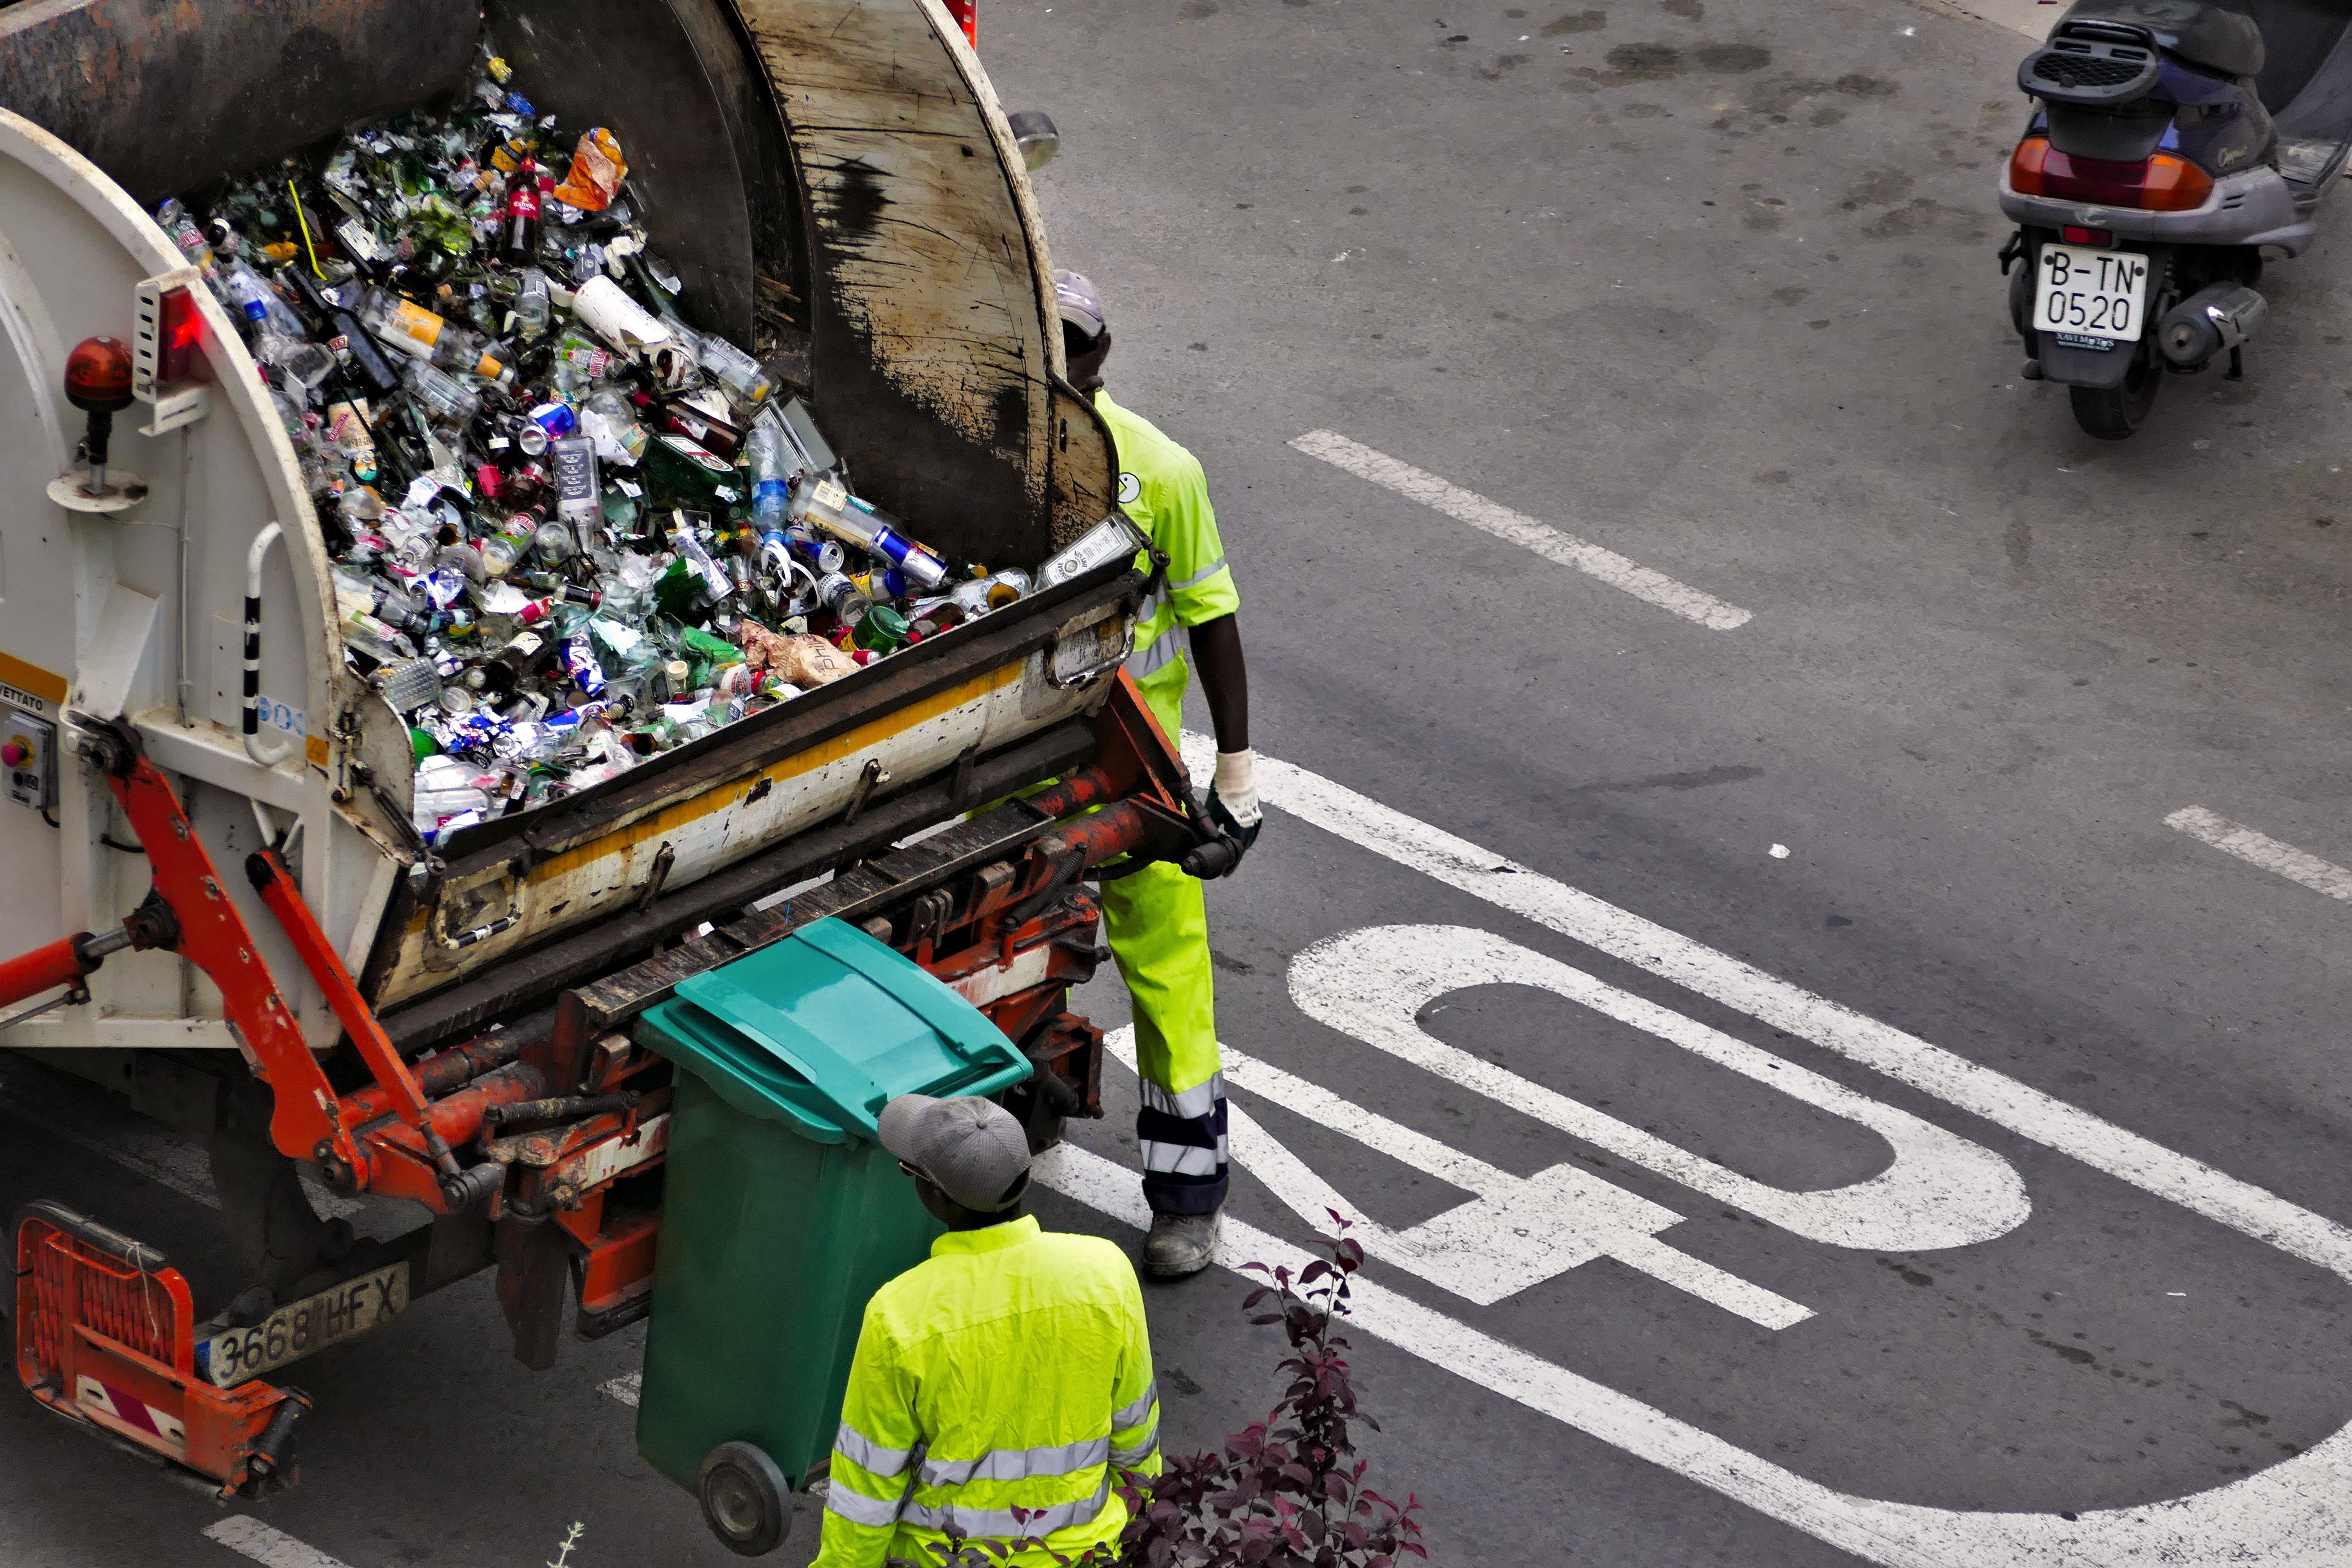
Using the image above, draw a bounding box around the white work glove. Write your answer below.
[1207,748,1262,851]
[1212,749,1260,827]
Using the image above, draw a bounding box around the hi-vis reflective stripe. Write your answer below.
[1112,1426,1161,1468]
[1112,1382,1159,1430]
[826,1480,908,1528]
[1140,1072,1224,1121]
[1168,554,1228,591]
[835,1422,918,1479]
[1125,619,1188,682]
[901,1473,1113,1539]
[1142,1141,1225,1176]
[919,1436,1109,1487]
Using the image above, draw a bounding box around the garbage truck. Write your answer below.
[0,0,1234,1550]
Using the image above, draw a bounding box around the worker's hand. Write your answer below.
[1205,748,1263,864]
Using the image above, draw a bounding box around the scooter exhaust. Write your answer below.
[2158,283,2267,370]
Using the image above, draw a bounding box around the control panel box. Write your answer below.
[3,708,55,810]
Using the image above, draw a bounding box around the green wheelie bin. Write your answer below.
[631,917,1032,1556]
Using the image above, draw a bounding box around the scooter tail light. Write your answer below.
[2009,135,2054,194]
[2007,135,2215,212]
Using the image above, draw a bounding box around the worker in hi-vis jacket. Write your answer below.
[1055,267,1261,1280]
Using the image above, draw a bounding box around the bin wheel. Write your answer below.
[698,1441,792,1556]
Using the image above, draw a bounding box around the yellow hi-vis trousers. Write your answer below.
[1101,858,1227,1215]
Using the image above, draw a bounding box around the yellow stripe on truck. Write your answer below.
[0,649,70,710]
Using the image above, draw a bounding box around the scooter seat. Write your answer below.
[2052,0,2265,78]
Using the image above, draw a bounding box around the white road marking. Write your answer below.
[2165,806,2352,901]
[600,1371,643,1408]
[1289,429,1753,630]
[1125,731,2352,1564]
[1108,1029,1811,1326]
[1040,1138,2352,1567]
[202,1517,355,1568]
[1179,732,2352,1279]
[1289,923,2028,1253]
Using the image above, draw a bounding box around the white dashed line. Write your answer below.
[1288,429,1753,630]
[2165,806,2352,901]
[202,1517,354,1568]
[599,1371,643,1408]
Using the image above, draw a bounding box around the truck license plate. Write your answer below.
[201,1262,409,1387]
[2035,242,2150,344]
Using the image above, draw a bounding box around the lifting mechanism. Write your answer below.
[5,673,1224,1495]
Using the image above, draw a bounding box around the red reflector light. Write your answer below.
[2010,136,2214,213]
[159,285,200,385]
[2061,225,2113,247]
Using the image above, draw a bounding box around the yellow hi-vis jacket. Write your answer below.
[812,1216,1164,1568]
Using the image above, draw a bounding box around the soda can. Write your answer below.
[564,635,608,696]
[530,401,578,440]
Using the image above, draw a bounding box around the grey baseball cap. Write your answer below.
[879,1093,1032,1213]
[1054,268,1106,341]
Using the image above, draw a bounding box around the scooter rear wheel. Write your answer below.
[2068,355,2162,440]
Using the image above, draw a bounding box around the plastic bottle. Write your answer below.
[790,473,949,590]
[412,756,489,842]
[403,359,483,427]
[156,199,227,302]
[225,262,336,391]
[688,329,772,409]
[534,517,578,566]
[479,512,540,577]
[669,519,735,604]
[748,414,795,572]
[358,288,508,380]
[513,267,551,337]
[581,389,649,465]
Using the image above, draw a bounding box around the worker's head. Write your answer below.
[1054,268,1112,393]
[879,1093,1032,1229]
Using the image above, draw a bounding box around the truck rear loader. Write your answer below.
[0,0,1231,1550]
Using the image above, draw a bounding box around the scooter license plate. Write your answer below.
[2035,242,2150,344]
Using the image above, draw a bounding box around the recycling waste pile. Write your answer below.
[167,43,1090,846]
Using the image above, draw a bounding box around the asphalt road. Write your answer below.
[12,0,2352,1564]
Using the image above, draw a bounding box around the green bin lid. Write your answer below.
[635,918,1031,1144]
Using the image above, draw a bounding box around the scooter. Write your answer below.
[1997,0,2352,439]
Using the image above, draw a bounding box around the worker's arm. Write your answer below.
[1107,1272,1164,1480]
[1189,614,1248,754]
[1154,455,1258,842]
[811,1309,920,1568]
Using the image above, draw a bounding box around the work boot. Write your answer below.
[1142,1209,1220,1280]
